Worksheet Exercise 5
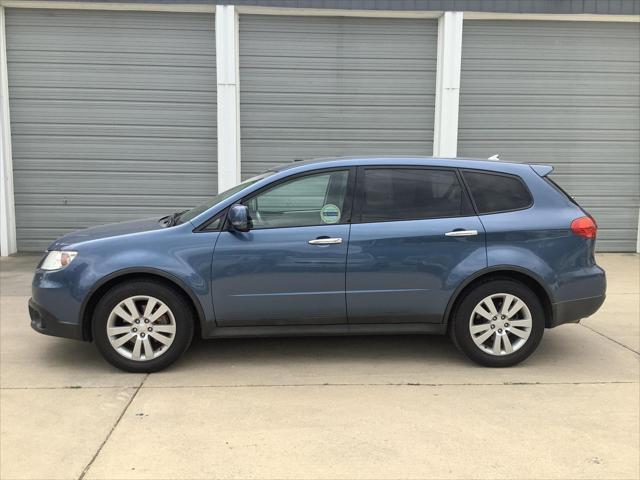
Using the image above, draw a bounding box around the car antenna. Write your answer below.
[488,154,500,161]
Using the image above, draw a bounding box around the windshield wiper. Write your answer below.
[160,209,188,227]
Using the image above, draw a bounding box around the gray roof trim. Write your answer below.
[9,0,640,15]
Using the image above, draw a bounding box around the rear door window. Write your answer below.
[358,168,472,222]
[462,170,532,214]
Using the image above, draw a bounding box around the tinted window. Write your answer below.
[463,171,532,214]
[244,170,349,229]
[359,168,470,222]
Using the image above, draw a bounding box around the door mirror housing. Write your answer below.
[228,204,251,232]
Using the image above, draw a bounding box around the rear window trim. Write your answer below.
[352,165,475,224]
[460,168,534,216]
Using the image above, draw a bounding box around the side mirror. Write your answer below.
[228,204,251,232]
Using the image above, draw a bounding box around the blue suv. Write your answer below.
[29,157,606,372]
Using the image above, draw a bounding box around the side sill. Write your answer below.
[204,323,447,339]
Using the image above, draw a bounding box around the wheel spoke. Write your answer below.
[502,334,514,354]
[131,337,142,360]
[143,298,158,319]
[142,336,154,360]
[509,327,529,339]
[107,326,132,337]
[509,319,532,328]
[149,304,169,322]
[492,334,502,355]
[473,305,494,321]
[123,298,140,319]
[500,294,515,316]
[152,324,176,334]
[470,324,491,335]
[483,297,499,316]
[506,300,525,319]
[149,332,172,346]
[112,305,135,324]
[475,329,494,344]
[112,332,134,348]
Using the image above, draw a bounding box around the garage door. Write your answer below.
[6,9,217,251]
[458,21,640,252]
[239,15,438,177]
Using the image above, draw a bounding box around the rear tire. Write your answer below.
[449,279,545,367]
[93,280,194,373]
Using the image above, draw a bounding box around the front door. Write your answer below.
[347,167,487,324]
[212,169,353,326]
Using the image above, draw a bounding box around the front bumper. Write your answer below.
[549,294,606,328]
[29,298,84,340]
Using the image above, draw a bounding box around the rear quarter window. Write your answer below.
[462,170,532,214]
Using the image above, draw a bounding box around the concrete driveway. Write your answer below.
[1,253,638,480]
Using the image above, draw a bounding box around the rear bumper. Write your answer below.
[29,298,84,340]
[549,294,606,328]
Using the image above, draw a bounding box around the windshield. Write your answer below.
[177,172,273,224]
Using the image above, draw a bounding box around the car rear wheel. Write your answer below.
[93,280,194,372]
[450,279,545,367]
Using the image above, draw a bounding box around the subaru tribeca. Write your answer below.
[29,157,606,372]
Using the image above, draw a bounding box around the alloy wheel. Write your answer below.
[468,293,532,356]
[106,295,176,361]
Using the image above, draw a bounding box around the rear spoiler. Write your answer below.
[530,164,554,177]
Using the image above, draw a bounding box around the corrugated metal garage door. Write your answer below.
[239,15,437,177]
[6,9,217,251]
[458,21,640,252]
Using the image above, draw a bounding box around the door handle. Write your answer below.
[444,229,478,237]
[308,237,343,245]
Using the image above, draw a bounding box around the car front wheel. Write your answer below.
[450,279,545,367]
[93,280,194,372]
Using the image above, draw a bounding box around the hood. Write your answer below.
[47,217,164,250]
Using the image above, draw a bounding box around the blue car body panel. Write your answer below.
[32,222,218,338]
[346,215,486,324]
[211,224,350,326]
[475,166,605,306]
[29,157,606,341]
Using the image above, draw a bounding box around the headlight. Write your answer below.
[40,251,78,271]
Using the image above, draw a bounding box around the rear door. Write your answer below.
[346,167,487,324]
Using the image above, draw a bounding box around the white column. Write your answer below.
[0,7,17,256]
[636,208,639,253]
[215,5,241,193]
[433,11,463,158]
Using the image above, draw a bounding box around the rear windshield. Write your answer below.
[462,170,533,214]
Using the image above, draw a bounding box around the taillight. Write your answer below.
[571,216,597,239]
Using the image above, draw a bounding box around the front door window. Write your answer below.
[244,170,349,229]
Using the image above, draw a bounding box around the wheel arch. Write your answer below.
[444,266,554,329]
[80,267,206,341]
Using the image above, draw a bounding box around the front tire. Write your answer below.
[450,279,545,367]
[93,280,194,372]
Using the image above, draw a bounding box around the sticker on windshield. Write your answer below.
[320,204,341,224]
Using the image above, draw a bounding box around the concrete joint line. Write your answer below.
[78,373,149,480]
[135,380,637,389]
[580,323,640,355]
[1,381,638,391]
